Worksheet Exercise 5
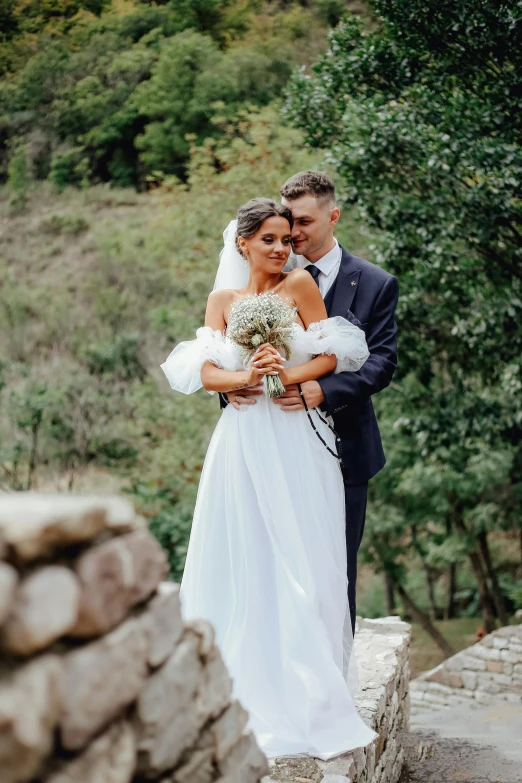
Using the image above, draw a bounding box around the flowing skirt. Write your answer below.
[180,394,376,759]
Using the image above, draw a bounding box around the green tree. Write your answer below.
[132,31,222,177]
[286,0,522,632]
[0,0,340,185]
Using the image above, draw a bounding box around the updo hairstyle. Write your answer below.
[236,198,294,259]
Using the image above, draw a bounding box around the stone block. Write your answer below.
[61,616,148,750]
[142,582,183,668]
[316,753,356,779]
[425,664,447,684]
[423,682,454,696]
[473,690,492,705]
[401,693,411,729]
[471,644,500,661]
[351,745,366,778]
[397,674,408,702]
[460,655,487,671]
[46,720,136,783]
[356,616,412,636]
[364,740,376,781]
[493,637,510,649]
[456,689,474,699]
[0,562,18,627]
[476,681,502,695]
[135,631,204,774]
[218,730,269,783]
[461,671,478,690]
[500,649,520,664]
[0,494,138,561]
[0,655,63,783]
[489,671,512,685]
[495,626,521,638]
[196,645,233,725]
[209,700,249,762]
[422,692,450,707]
[184,618,216,658]
[447,672,463,689]
[2,566,80,655]
[374,727,386,764]
[71,530,168,637]
[487,660,504,674]
[443,654,465,672]
[173,747,215,783]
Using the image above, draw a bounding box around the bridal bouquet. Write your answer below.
[227,293,297,397]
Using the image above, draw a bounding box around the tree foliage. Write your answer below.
[286,0,522,628]
[0,0,338,187]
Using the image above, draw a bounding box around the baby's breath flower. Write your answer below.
[227,293,297,397]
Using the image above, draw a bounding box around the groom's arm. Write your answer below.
[318,275,399,415]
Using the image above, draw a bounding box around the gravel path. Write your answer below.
[403,698,522,782]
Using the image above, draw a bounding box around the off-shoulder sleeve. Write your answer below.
[160,327,236,395]
[303,316,369,373]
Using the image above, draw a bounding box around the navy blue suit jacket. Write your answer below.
[321,246,398,484]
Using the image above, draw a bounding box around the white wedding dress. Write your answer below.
[161,315,377,760]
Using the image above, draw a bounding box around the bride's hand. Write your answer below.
[245,364,268,387]
[246,344,285,386]
[253,344,285,371]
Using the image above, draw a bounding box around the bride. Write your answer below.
[161,198,377,760]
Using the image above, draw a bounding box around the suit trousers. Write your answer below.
[343,480,368,636]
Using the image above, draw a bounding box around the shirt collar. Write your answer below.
[295,239,340,277]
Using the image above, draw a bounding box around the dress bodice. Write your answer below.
[223,323,316,369]
[161,317,369,395]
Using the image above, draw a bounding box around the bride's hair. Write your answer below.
[236,198,293,258]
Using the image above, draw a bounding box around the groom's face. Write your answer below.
[281,194,338,260]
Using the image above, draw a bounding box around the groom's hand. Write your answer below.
[273,381,325,411]
[225,384,264,410]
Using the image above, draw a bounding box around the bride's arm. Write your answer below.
[276,270,337,386]
[200,290,282,393]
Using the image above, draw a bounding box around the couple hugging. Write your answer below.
[161,171,399,761]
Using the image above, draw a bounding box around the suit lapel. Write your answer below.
[326,246,361,317]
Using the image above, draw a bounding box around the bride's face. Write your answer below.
[238,216,293,274]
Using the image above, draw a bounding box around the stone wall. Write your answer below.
[0,493,268,783]
[411,624,522,714]
[268,616,411,783]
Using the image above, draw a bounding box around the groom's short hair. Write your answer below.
[280,171,336,207]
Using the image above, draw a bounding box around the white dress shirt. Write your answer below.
[286,240,342,298]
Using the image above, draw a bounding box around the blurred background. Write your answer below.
[1,0,521,676]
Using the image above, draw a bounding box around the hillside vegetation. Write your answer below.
[0,0,364,189]
[1,108,366,578]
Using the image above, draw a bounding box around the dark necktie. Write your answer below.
[305,264,321,287]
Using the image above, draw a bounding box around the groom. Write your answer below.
[226,171,399,633]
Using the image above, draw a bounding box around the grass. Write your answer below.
[409,616,522,678]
